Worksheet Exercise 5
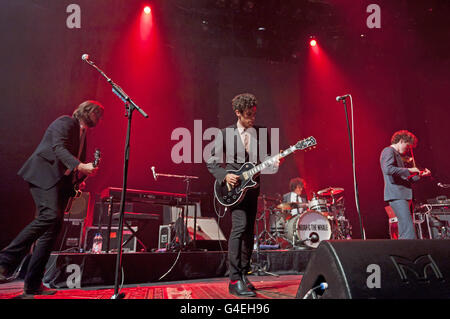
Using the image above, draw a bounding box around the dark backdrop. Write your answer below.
[1,0,449,248]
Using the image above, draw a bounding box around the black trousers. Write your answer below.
[228,188,259,281]
[0,177,71,290]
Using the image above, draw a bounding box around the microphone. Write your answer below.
[437,182,450,188]
[302,282,328,299]
[309,232,320,243]
[319,282,328,290]
[151,166,158,181]
[336,94,350,101]
[81,54,89,61]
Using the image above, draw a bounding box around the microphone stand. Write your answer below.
[337,95,365,240]
[83,56,148,299]
[152,169,199,250]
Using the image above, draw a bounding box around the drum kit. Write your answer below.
[257,187,352,249]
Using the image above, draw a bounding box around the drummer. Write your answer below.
[282,177,308,216]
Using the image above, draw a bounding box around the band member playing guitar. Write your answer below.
[207,93,274,297]
[0,100,104,298]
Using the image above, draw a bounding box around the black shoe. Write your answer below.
[229,280,256,297]
[12,288,57,299]
[0,265,13,284]
[22,285,57,296]
[241,274,256,291]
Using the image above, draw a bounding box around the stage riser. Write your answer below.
[42,250,312,289]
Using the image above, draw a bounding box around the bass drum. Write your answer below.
[286,210,332,248]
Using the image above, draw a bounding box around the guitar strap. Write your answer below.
[64,127,86,178]
[77,128,86,159]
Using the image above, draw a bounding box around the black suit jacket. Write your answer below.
[206,123,274,194]
[18,116,85,190]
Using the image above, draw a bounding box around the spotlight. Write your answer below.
[310,39,317,47]
[144,6,151,14]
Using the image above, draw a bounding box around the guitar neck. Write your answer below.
[248,145,297,177]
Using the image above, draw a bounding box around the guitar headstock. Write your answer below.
[93,149,101,168]
[295,136,317,151]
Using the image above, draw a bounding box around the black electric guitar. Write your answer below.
[65,149,101,212]
[214,136,317,207]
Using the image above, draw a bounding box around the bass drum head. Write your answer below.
[296,210,331,248]
[285,215,300,243]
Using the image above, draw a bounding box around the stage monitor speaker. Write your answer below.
[65,192,90,220]
[296,239,450,299]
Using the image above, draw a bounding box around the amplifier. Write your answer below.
[65,192,90,220]
[53,219,84,252]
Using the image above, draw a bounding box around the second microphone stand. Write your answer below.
[338,96,365,240]
[152,168,199,250]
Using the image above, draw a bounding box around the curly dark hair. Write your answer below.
[289,177,306,192]
[231,93,257,113]
[390,130,418,148]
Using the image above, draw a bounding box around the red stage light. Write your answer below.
[310,39,317,47]
[144,6,151,14]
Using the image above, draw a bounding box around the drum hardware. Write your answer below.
[253,196,280,277]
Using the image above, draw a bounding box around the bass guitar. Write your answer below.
[65,148,101,212]
[214,136,316,207]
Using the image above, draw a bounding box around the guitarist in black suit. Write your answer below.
[0,100,104,297]
[207,93,279,297]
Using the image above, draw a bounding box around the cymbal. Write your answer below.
[258,195,280,202]
[317,187,344,197]
[276,202,309,210]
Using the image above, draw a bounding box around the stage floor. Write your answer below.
[0,275,302,299]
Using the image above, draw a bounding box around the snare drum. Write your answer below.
[308,197,328,213]
[286,210,332,248]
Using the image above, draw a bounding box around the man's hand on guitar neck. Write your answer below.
[77,162,98,176]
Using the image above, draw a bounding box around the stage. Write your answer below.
[40,248,312,289]
[0,248,311,299]
[0,275,302,300]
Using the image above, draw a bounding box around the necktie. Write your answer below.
[243,132,249,152]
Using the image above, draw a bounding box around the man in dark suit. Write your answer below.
[380,130,431,239]
[0,100,104,297]
[206,93,279,297]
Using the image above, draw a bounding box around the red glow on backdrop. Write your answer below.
[102,4,184,192]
